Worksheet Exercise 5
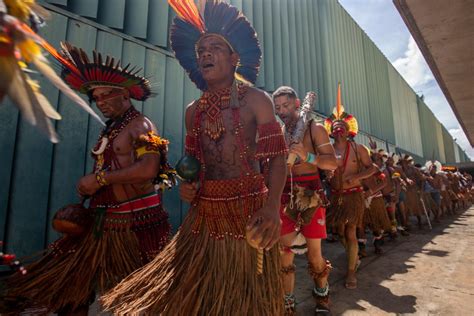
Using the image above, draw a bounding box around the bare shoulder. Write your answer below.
[310,120,329,135]
[245,86,275,123]
[185,100,198,113]
[357,143,370,154]
[185,100,198,131]
[129,115,157,139]
[246,86,273,109]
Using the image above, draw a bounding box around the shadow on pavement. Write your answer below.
[294,207,471,315]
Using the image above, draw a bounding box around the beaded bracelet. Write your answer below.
[305,152,316,164]
[95,170,109,187]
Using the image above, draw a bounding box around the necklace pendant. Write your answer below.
[204,114,226,141]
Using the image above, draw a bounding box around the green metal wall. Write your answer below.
[362,35,396,144]
[1,0,467,256]
[387,63,424,156]
[434,121,446,163]
[442,127,456,163]
[417,97,445,162]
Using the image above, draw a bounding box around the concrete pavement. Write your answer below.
[294,207,474,315]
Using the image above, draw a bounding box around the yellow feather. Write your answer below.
[17,39,41,63]
[4,0,35,21]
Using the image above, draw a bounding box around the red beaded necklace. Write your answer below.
[193,83,250,184]
[198,86,233,140]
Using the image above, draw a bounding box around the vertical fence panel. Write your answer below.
[162,58,185,230]
[46,19,98,244]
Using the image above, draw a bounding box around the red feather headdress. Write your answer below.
[324,83,358,138]
[55,42,152,101]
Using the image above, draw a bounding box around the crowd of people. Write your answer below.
[1,0,472,315]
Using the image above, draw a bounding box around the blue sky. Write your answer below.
[339,0,473,160]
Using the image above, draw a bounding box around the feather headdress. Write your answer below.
[425,160,442,173]
[169,0,261,91]
[324,83,358,138]
[56,42,152,101]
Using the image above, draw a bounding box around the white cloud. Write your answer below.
[392,36,434,88]
[339,1,473,160]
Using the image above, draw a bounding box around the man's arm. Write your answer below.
[247,88,286,250]
[311,123,337,170]
[351,143,378,182]
[179,102,198,203]
[77,117,160,196]
[365,173,388,196]
[288,122,336,170]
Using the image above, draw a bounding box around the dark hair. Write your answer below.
[272,86,298,100]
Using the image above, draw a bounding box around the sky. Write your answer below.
[339,0,473,160]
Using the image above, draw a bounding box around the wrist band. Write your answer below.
[95,170,109,187]
[305,152,316,164]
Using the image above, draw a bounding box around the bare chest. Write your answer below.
[334,144,359,176]
[198,106,258,179]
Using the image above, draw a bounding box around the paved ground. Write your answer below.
[294,206,474,315]
[87,207,474,315]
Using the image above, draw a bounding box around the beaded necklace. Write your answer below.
[192,82,250,185]
[198,85,234,140]
[92,106,141,172]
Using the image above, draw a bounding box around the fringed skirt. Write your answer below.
[102,175,284,316]
[363,194,392,232]
[5,192,169,314]
[327,187,365,228]
[406,186,423,216]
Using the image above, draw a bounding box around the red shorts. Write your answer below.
[280,205,327,239]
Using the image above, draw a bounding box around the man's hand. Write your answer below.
[246,204,281,251]
[179,182,198,203]
[76,174,101,197]
[289,143,308,162]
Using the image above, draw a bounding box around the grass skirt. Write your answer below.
[406,186,423,216]
[102,175,284,315]
[363,195,392,232]
[327,190,365,227]
[3,194,169,314]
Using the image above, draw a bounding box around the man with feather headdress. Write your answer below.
[324,83,377,290]
[102,1,288,315]
[2,43,174,315]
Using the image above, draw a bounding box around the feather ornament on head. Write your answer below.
[425,160,442,173]
[324,82,358,138]
[390,153,400,165]
[400,154,414,165]
[57,42,153,101]
[169,0,261,91]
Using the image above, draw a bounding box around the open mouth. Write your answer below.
[202,62,215,70]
